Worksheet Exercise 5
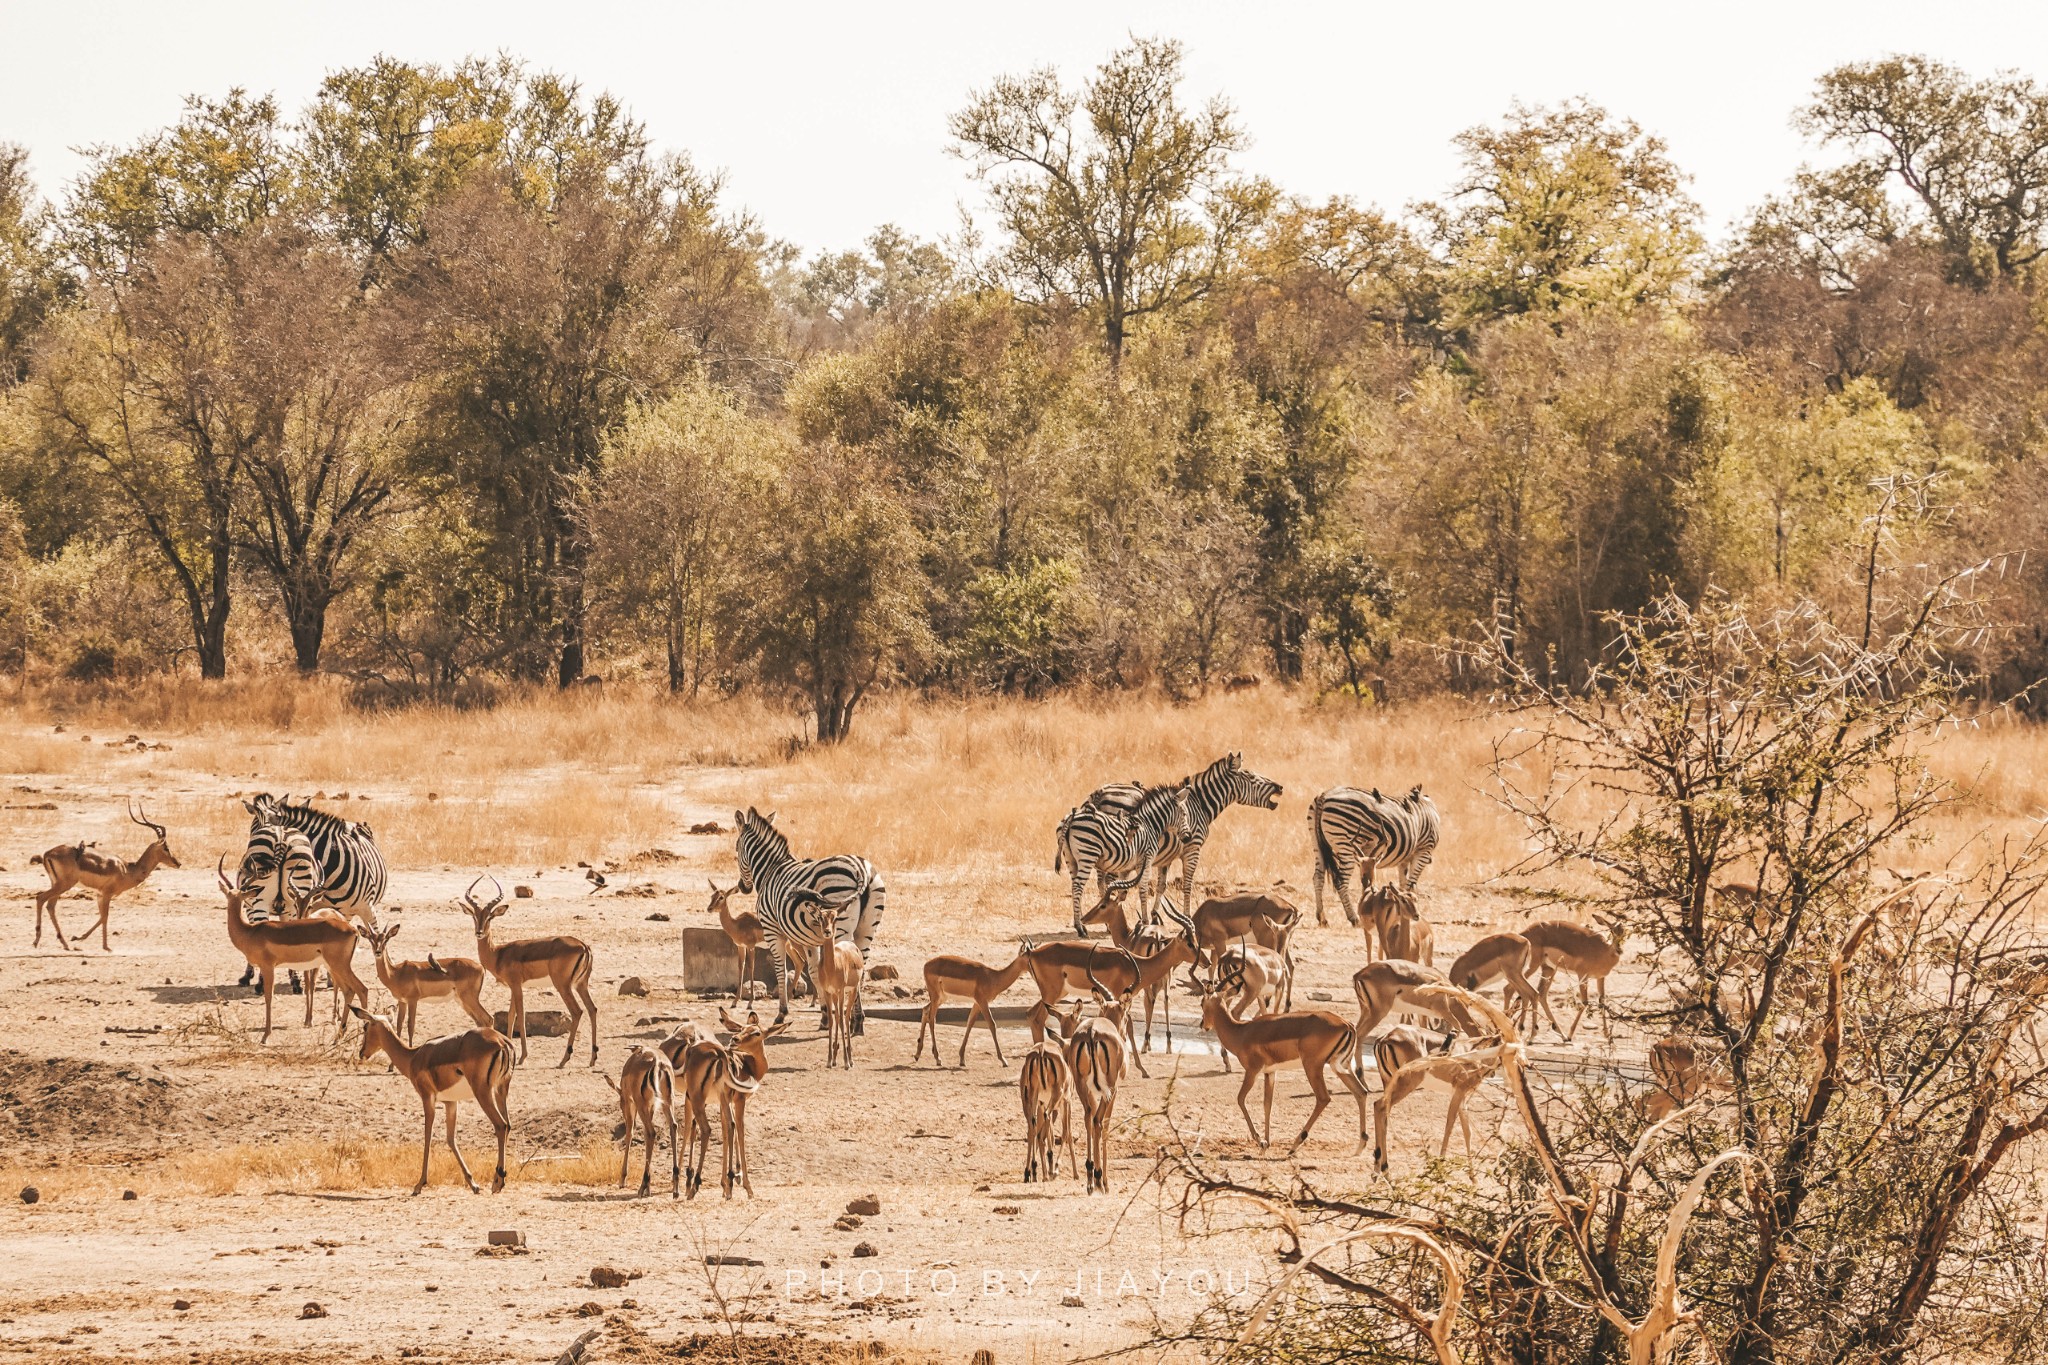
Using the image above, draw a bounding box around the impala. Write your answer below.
[1365,885,1434,967]
[1446,932,1549,1035]
[1211,940,1289,1073]
[1521,918,1622,1040]
[31,800,179,951]
[1644,1034,1733,1121]
[461,876,598,1068]
[1018,1037,1077,1183]
[221,860,369,1044]
[350,1004,514,1194]
[1189,891,1300,1004]
[1352,957,1456,1041]
[916,948,1032,1068]
[1064,973,1136,1193]
[804,898,863,1070]
[1370,1024,1505,1174]
[707,880,773,1005]
[605,1044,681,1197]
[676,1008,791,1200]
[1101,893,1202,1053]
[361,922,493,1044]
[1189,964,1371,1154]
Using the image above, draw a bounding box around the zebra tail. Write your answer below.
[1310,796,1342,887]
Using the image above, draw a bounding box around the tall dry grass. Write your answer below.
[8,678,2044,904]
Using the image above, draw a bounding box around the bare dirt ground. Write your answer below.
[0,699,1819,1363]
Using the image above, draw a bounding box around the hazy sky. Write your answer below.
[6,2,2046,256]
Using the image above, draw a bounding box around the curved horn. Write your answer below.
[216,853,233,894]
[130,798,166,840]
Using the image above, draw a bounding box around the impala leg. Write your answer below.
[301,967,318,1029]
[617,1093,635,1187]
[666,1097,681,1200]
[555,972,580,1069]
[639,1098,656,1197]
[260,965,276,1044]
[984,1000,1005,1066]
[914,993,936,1064]
[1262,1071,1278,1149]
[507,980,528,1063]
[1290,1060,1333,1153]
[1061,1097,1078,1179]
[1235,1065,1264,1147]
[445,1102,480,1193]
[477,1070,511,1194]
[416,1099,435,1194]
[95,892,114,951]
[1335,1049,1372,1156]
[1126,1011,1149,1079]
[955,1001,978,1068]
[578,972,600,1067]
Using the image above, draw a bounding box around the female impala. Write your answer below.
[1189,963,1371,1154]
[461,876,598,1068]
[706,880,771,1005]
[605,1045,681,1198]
[1370,1025,1506,1174]
[1018,1035,1077,1183]
[1064,974,1135,1194]
[350,1005,514,1195]
[916,948,1032,1067]
[678,1008,791,1199]
[220,860,369,1044]
[361,922,493,1044]
[32,800,179,951]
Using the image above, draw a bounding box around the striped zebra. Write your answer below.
[241,792,389,924]
[1054,784,1192,937]
[732,807,885,1033]
[1308,784,1441,929]
[1059,753,1283,936]
[233,821,320,990]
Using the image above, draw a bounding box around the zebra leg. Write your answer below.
[1071,867,1092,938]
[1180,847,1202,926]
[770,939,792,1024]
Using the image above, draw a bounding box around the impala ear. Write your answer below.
[763,1020,792,1039]
[348,1005,369,1021]
[719,1006,742,1032]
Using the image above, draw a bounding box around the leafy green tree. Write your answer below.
[1800,56,2048,283]
[1427,100,1701,333]
[1295,538,1396,698]
[731,442,930,742]
[951,36,1271,365]
[0,146,70,384]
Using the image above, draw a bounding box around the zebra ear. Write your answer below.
[764,809,777,824]
[737,809,750,826]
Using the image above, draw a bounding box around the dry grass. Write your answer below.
[0,1134,622,1200]
[8,678,2045,908]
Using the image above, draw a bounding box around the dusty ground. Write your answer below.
[0,707,1673,1364]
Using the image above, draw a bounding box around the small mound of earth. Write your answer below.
[522,1106,609,1153]
[609,848,681,872]
[0,1051,177,1144]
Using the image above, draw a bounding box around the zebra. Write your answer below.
[234,820,321,991]
[1308,784,1441,929]
[1057,753,1284,935]
[1055,783,1193,937]
[234,794,389,990]
[731,807,885,1033]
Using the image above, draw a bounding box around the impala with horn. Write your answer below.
[31,799,180,952]
[461,876,599,1069]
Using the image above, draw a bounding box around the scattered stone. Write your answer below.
[834,1214,863,1231]
[688,821,724,835]
[588,1265,640,1289]
[1061,1294,1084,1308]
[299,1302,327,1319]
[892,985,912,998]
[846,1194,881,1216]
[972,1351,997,1365]
[704,1254,764,1267]
[575,1301,604,1318]
[866,964,899,981]
[172,1299,191,1311]
[645,912,670,922]
[122,1189,137,1200]
[493,1009,571,1037]
[852,1242,878,1259]
[487,1229,525,1247]
[427,792,440,801]
[514,885,535,899]
[618,1298,637,1310]
[613,883,656,898]
[617,977,648,997]
[992,1204,1020,1215]
[1307,990,1334,1002]
[18,1186,37,1205]
[424,1285,438,1292]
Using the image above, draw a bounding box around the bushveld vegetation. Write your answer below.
[2,45,2047,737]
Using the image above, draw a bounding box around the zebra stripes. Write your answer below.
[242,793,388,926]
[236,822,319,923]
[1309,784,1441,928]
[732,807,885,1032]
[1054,784,1191,936]
[1057,753,1282,936]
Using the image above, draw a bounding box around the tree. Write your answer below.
[951,37,1271,365]
[1800,56,2048,284]
[1427,100,1702,334]
[731,442,930,742]
[788,224,956,349]
[1295,537,1396,698]
[579,381,782,693]
[0,146,69,384]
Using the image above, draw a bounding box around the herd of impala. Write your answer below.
[24,768,1721,1203]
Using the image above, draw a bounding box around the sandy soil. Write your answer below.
[0,718,1654,1364]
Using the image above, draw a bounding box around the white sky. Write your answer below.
[5,1,2046,256]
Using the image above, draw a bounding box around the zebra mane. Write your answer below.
[740,809,792,862]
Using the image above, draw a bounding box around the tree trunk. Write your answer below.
[199,515,233,679]
[285,591,328,674]
[1270,607,1306,682]
[666,629,687,693]
[556,531,589,688]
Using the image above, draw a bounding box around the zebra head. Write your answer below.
[733,807,789,895]
[1132,784,1193,842]
[1194,752,1283,814]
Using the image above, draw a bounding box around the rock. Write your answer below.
[846,1194,881,1216]
[172,1299,191,1311]
[852,1242,877,1258]
[427,792,440,801]
[1308,990,1334,1002]
[703,1254,763,1266]
[1061,1294,1084,1308]
[493,1009,571,1037]
[589,1265,640,1289]
[514,885,535,899]
[834,1214,863,1231]
[299,1302,327,1319]
[892,985,912,998]
[646,912,670,922]
[575,1301,604,1318]
[617,977,648,997]
[866,964,899,981]
[487,1230,525,1247]
[18,1186,37,1205]
[122,1189,137,1201]
[992,1204,1020,1215]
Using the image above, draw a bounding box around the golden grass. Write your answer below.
[8,678,2045,905]
[0,1134,622,1200]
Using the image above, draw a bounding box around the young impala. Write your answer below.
[1064,973,1136,1194]
[361,922,493,1044]
[1370,1025,1506,1174]
[31,800,180,951]
[605,1044,681,1197]
[351,1005,514,1195]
